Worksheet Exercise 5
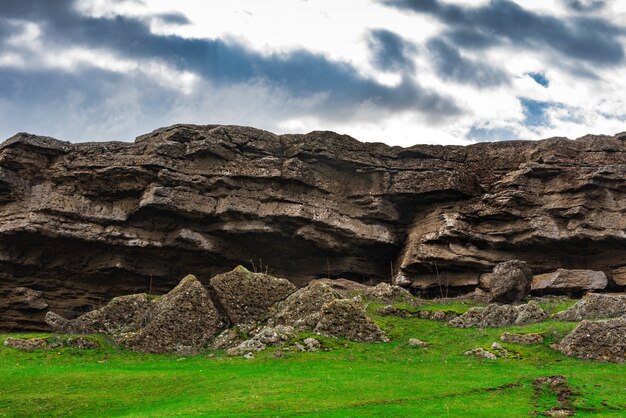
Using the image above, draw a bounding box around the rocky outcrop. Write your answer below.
[449,301,547,328]
[3,337,48,351]
[314,298,388,342]
[556,316,626,362]
[272,282,341,330]
[210,267,296,326]
[487,260,532,303]
[46,293,152,335]
[124,275,222,354]
[1,125,625,330]
[531,269,607,293]
[500,332,544,345]
[553,293,626,321]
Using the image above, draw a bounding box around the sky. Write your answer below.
[0,0,625,146]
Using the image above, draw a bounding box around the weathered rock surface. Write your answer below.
[211,329,245,351]
[362,282,416,304]
[553,293,626,321]
[66,337,99,350]
[272,282,341,330]
[308,279,369,298]
[211,267,296,326]
[226,325,295,356]
[488,260,532,303]
[314,298,388,342]
[45,293,152,334]
[531,269,608,293]
[408,338,428,347]
[1,125,625,330]
[123,275,222,354]
[500,332,544,345]
[449,301,547,328]
[556,316,626,362]
[464,347,497,360]
[612,267,626,286]
[3,337,47,351]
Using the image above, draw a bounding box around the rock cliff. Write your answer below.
[1,124,625,330]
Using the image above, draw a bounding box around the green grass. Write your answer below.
[1,304,624,417]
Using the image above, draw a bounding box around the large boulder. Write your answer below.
[532,269,607,293]
[272,282,341,330]
[553,293,626,321]
[556,316,626,362]
[314,298,388,342]
[449,301,547,328]
[488,260,532,304]
[123,275,222,354]
[211,266,296,326]
[45,293,152,334]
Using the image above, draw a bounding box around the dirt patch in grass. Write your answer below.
[533,375,575,417]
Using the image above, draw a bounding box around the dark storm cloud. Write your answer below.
[381,0,625,65]
[0,0,460,120]
[564,0,606,12]
[427,38,508,87]
[368,29,416,72]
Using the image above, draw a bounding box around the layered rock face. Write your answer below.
[1,124,625,330]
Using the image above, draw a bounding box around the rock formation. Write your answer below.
[1,124,625,330]
[556,316,626,362]
[531,269,608,293]
[449,301,547,328]
[486,260,532,303]
[553,293,626,321]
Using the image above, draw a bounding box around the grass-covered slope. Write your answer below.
[1,300,624,417]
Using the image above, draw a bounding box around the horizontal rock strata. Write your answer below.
[1,125,625,330]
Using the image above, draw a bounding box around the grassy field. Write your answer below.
[1,300,624,417]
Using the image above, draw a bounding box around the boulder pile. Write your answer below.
[44,269,395,354]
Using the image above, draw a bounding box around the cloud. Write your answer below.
[564,0,607,12]
[467,125,518,142]
[381,0,625,65]
[367,29,416,72]
[0,0,460,131]
[427,38,509,87]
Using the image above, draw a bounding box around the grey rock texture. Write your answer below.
[210,266,296,326]
[556,316,626,362]
[3,337,47,351]
[1,124,625,329]
[272,282,341,330]
[123,275,222,354]
[45,293,152,334]
[488,260,532,303]
[314,298,388,342]
[532,269,608,293]
[449,301,547,328]
[553,293,626,321]
[500,332,544,345]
